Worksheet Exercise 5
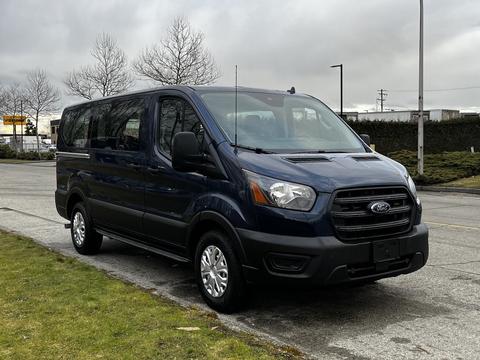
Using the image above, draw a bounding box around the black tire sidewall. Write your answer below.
[194,230,245,313]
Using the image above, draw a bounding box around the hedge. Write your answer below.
[389,150,480,185]
[0,144,17,159]
[0,144,55,160]
[347,118,480,154]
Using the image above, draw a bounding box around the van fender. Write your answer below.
[65,169,93,208]
[65,186,90,218]
[188,192,251,226]
[186,210,249,265]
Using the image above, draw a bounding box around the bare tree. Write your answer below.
[25,69,61,155]
[0,84,20,116]
[1,83,25,151]
[133,17,220,85]
[65,68,95,100]
[0,85,6,116]
[65,33,134,99]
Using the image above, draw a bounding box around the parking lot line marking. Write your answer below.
[427,265,480,277]
[0,207,64,225]
[424,204,475,210]
[431,239,480,250]
[430,260,480,267]
[425,221,480,231]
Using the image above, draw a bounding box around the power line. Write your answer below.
[376,89,388,112]
[390,85,480,93]
[385,103,411,110]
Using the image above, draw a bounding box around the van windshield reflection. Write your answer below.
[200,91,365,154]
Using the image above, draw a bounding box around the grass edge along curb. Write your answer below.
[417,186,480,195]
[0,230,303,360]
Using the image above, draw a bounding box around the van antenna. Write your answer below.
[234,65,238,154]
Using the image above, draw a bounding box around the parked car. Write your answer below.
[55,86,428,312]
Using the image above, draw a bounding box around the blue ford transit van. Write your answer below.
[55,86,428,312]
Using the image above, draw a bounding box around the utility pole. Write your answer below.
[13,107,17,153]
[330,64,343,118]
[418,0,424,175]
[377,89,388,112]
[20,100,24,152]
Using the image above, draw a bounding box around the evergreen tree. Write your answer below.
[25,119,37,135]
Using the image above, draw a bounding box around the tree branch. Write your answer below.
[133,17,220,86]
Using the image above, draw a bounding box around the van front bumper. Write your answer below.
[237,223,428,285]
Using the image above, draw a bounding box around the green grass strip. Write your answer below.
[0,231,300,359]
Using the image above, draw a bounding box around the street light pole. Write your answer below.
[331,64,343,118]
[20,100,24,152]
[418,0,424,175]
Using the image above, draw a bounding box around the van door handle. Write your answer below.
[126,162,142,170]
[147,165,165,174]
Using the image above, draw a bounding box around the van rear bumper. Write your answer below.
[237,223,428,285]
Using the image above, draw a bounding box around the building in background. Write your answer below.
[50,119,60,144]
[460,112,480,120]
[0,134,49,151]
[336,112,359,121]
[356,109,461,122]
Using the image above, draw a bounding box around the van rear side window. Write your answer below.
[62,108,90,148]
[91,98,144,151]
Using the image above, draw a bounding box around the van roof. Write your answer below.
[63,85,307,111]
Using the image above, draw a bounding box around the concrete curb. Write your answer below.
[417,185,480,195]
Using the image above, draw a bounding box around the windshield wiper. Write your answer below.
[231,144,275,154]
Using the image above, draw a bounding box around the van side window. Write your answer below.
[91,98,144,151]
[158,98,204,156]
[90,103,111,149]
[62,107,90,148]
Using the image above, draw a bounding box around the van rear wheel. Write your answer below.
[70,202,103,255]
[194,230,246,313]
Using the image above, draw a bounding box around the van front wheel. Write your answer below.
[194,230,246,313]
[70,202,103,255]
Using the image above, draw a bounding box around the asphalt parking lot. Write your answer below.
[0,161,479,359]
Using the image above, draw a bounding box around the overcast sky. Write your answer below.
[1,0,480,133]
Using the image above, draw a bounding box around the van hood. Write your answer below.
[237,151,409,193]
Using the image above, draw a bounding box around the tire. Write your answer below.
[194,230,246,313]
[70,202,103,255]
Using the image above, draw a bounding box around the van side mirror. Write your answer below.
[172,132,226,178]
[360,134,370,146]
[172,132,203,172]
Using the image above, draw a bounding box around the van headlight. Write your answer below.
[244,170,316,211]
[407,174,421,205]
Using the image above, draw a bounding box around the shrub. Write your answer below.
[0,145,56,161]
[0,144,16,159]
[388,150,480,185]
[41,152,55,160]
[16,151,40,160]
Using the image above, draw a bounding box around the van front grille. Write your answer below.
[330,186,414,241]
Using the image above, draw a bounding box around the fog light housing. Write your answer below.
[265,253,310,273]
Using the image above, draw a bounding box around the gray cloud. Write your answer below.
[1,0,479,133]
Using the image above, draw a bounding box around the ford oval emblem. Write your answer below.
[368,201,391,215]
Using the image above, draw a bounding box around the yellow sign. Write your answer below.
[2,115,27,126]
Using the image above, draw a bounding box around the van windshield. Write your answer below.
[200,91,365,153]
